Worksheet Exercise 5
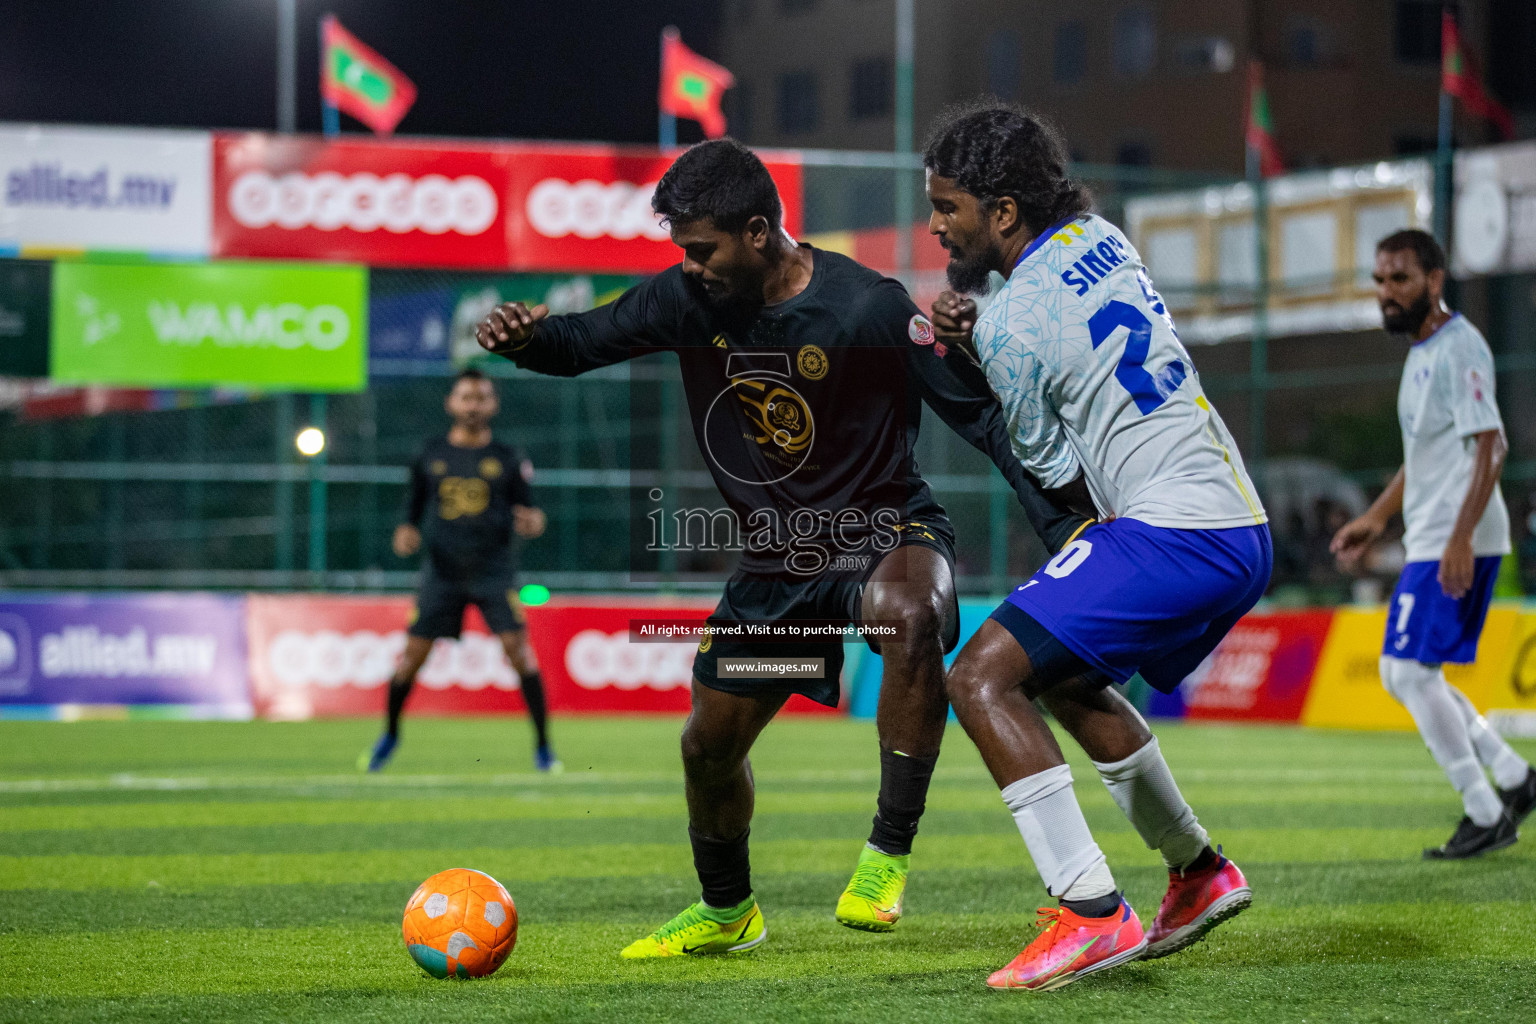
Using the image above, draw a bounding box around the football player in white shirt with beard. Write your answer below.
[1332,229,1534,860]
[920,103,1270,992]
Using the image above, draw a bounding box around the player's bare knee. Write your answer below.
[680,722,746,779]
[944,657,993,711]
[867,588,945,655]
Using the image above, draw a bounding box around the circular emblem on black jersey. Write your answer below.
[702,373,816,486]
[698,628,713,654]
[797,344,828,381]
[479,457,503,479]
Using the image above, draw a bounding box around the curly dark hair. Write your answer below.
[652,138,783,234]
[923,101,1091,236]
[1377,228,1446,275]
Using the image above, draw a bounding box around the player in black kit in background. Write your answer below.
[364,368,559,774]
[476,140,1094,957]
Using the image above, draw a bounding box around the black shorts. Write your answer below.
[692,522,958,708]
[409,572,526,639]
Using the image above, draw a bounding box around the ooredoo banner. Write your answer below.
[212,134,803,273]
[502,144,804,273]
[245,594,837,719]
[1,124,213,258]
[0,593,250,716]
[213,134,512,268]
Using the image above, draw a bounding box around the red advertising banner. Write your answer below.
[503,143,803,272]
[213,135,513,268]
[245,594,838,719]
[1179,610,1335,722]
[212,134,804,273]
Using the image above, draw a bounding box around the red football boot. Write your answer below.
[986,899,1146,992]
[1143,848,1252,960]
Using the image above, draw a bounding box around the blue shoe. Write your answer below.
[363,733,397,773]
[535,745,563,773]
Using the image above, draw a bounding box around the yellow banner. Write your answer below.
[1486,606,1536,713]
[1300,604,1523,730]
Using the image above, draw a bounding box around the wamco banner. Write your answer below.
[0,124,212,257]
[50,260,367,391]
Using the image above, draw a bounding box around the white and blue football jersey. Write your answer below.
[972,215,1266,529]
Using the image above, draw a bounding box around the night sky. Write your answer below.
[0,1,722,144]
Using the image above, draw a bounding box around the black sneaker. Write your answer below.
[1423,812,1519,860]
[1498,767,1536,827]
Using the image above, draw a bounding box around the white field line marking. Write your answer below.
[0,765,1450,795]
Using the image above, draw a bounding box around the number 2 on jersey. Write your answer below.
[1088,299,1187,415]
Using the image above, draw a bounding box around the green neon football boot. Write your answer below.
[835,845,910,932]
[620,898,766,958]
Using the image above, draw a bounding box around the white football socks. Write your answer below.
[1001,764,1116,901]
[1380,656,1504,827]
[1445,683,1531,790]
[1092,736,1210,872]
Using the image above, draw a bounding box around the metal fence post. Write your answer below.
[308,393,329,586]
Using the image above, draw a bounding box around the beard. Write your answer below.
[942,236,1002,295]
[1381,289,1432,335]
[683,272,757,319]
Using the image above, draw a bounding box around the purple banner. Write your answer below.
[0,593,250,714]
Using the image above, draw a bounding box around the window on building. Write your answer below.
[1289,24,1321,66]
[849,57,892,119]
[1174,36,1235,73]
[1054,21,1086,85]
[1393,0,1440,64]
[1117,141,1152,166]
[986,29,1023,100]
[1113,8,1156,78]
[778,72,820,134]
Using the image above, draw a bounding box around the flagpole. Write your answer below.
[1434,7,1454,247]
[1245,70,1269,487]
[659,28,677,148]
[276,0,296,132]
[893,0,915,283]
[321,16,340,137]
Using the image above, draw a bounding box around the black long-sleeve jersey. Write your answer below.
[497,246,1085,576]
[403,436,533,580]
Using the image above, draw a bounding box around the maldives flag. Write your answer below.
[1442,10,1514,140]
[659,27,734,139]
[1245,60,1284,178]
[321,15,417,136]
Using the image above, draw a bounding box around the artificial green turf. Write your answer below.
[1,717,1532,1023]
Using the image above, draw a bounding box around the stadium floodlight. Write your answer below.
[295,427,326,457]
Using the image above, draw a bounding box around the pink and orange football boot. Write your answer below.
[986,899,1147,992]
[1143,848,1251,959]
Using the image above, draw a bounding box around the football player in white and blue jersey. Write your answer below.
[920,104,1271,991]
[1331,229,1533,860]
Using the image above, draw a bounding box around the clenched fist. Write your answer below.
[476,301,550,355]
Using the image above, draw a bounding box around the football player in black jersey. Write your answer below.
[364,369,558,773]
[476,140,1094,956]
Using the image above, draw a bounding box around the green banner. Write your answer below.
[0,260,51,378]
[51,261,367,391]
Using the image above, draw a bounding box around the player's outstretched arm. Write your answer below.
[474,276,681,377]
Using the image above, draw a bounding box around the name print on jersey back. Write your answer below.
[973,215,1266,529]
